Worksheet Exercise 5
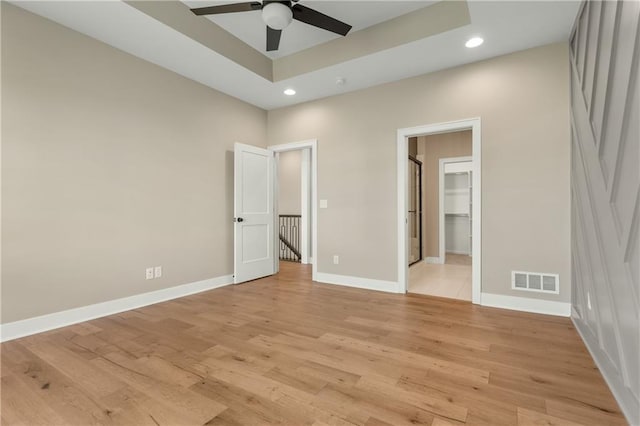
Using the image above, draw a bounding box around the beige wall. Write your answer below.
[1,4,572,325]
[277,150,302,215]
[268,42,571,302]
[1,4,267,323]
[417,131,472,258]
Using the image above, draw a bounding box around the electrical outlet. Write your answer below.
[145,267,154,280]
[333,255,339,265]
[154,266,162,278]
[587,292,592,310]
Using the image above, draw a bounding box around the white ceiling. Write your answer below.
[181,1,435,58]
[10,1,581,110]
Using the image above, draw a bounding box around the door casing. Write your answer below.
[396,118,482,303]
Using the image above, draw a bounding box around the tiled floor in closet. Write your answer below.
[408,253,472,300]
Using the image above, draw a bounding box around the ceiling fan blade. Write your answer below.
[266,26,282,51]
[190,2,261,16]
[292,4,352,36]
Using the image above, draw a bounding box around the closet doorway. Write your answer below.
[440,157,473,265]
[397,118,481,303]
[408,135,472,300]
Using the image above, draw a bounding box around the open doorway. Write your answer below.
[408,133,472,300]
[275,149,311,265]
[232,140,317,285]
[397,119,481,303]
[269,140,318,280]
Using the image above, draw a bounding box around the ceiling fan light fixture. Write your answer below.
[262,2,293,30]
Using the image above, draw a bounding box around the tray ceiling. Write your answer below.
[9,1,581,109]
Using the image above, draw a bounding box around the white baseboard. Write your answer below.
[0,274,233,342]
[572,316,639,426]
[425,257,444,264]
[315,272,401,293]
[445,250,471,255]
[480,292,571,317]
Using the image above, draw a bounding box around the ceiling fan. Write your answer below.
[190,1,352,52]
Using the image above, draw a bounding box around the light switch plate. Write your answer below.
[320,199,328,209]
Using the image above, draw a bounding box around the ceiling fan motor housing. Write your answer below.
[262,1,293,30]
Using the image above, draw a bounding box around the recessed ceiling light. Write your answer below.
[284,88,296,96]
[465,37,484,48]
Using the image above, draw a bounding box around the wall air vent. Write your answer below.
[512,271,559,294]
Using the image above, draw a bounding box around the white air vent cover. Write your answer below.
[512,271,559,294]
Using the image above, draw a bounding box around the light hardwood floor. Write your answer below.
[1,263,626,425]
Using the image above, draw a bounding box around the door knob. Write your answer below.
[234,217,244,222]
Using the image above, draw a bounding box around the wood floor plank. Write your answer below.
[516,407,584,426]
[92,351,226,424]
[0,263,627,425]
[263,365,329,394]
[544,398,628,426]
[190,377,310,425]
[0,375,68,425]
[274,393,361,426]
[295,360,361,387]
[316,382,438,426]
[354,375,468,422]
[344,315,492,351]
[23,340,127,399]
[2,342,119,424]
[398,368,540,425]
[318,333,489,384]
[488,368,621,414]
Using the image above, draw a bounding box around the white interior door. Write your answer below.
[234,143,275,284]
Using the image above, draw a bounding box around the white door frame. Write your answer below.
[397,118,481,304]
[439,157,472,263]
[268,139,318,281]
[300,149,311,265]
